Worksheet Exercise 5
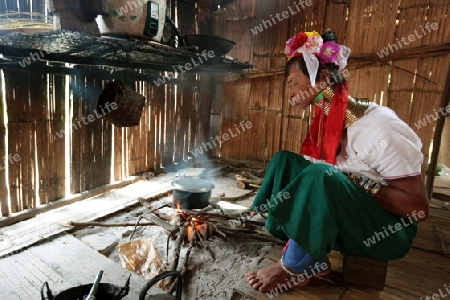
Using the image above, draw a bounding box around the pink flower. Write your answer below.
[319,41,340,64]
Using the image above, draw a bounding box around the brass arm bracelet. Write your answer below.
[347,173,382,196]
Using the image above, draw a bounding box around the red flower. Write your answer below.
[291,32,308,51]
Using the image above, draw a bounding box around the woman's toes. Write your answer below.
[244,271,257,279]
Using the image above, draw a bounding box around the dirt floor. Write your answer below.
[72,170,275,300]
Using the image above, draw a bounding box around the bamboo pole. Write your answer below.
[426,54,450,200]
[0,73,7,217]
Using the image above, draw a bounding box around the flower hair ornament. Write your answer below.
[284,31,351,86]
[285,30,352,164]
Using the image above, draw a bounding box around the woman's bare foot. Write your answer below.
[244,261,310,292]
[316,259,331,276]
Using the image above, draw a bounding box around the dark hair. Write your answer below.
[285,31,345,85]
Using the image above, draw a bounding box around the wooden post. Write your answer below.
[195,0,214,158]
[197,74,214,158]
[0,74,8,217]
[197,0,214,35]
[426,54,450,200]
[46,0,101,34]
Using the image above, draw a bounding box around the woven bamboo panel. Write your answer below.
[415,55,449,91]
[409,90,444,165]
[264,110,283,160]
[154,84,166,170]
[49,75,66,202]
[4,70,36,213]
[69,76,110,194]
[286,0,326,36]
[220,73,299,160]
[323,2,348,44]
[213,0,254,65]
[221,79,251,121]
[164,84,176,165]
[176,80,193,160]
[280,117,305,153]
[249,76,271,110]
[347,63,391,104]
[396,0,450,49]
[210,114,221,158]
[32,73,50,206]
[127,81,148,176]
[176,0,196,35]
[190,87,199,156]
[252,0,279,71]
[143,89,154,171]
[247,110,265,160]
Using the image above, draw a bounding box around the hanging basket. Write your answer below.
[97,80,146,127]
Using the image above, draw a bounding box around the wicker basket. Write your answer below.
[97,80,146,127]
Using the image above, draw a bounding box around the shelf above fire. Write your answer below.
[0,30,252,74]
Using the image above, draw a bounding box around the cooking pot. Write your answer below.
[139,271,182,300]
[171,177,215,210]
[41,271,182,300]
[41,277,130,300]
[183,34,235,56]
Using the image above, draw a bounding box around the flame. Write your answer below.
[185,219,208,241]
[195,223,208,238]
[176,201,181,210]
[187,224,194,240]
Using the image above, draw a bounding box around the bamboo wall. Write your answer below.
[438,119,450,167]
[1,0,449,217]
[213,0,450,163]
[0,69,199,217]
[0,0,47,19]
[0,0,204,217]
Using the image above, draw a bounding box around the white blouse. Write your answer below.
[304,103,424,185]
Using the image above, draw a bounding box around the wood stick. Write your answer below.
[241,171,263,182]
[210,224,227,238]
[138,191,171,203]
[204,244,215,261]
[216,225,267,236]
[144,214,177,232]
[166,226,186,272]
[236,181,248,189]
[235,176,262,185]
[168,245,192,295]
[249,184,261,189]
[214,190,257,202]
[63,220,155,227]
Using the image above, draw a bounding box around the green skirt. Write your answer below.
[251,151,417,262]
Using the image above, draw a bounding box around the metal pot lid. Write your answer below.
[171,177,215,192]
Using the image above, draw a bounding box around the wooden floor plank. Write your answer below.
[0,163,251,258]
[232,258,347,300]
[0,234,163,300]
[0,174,176,257]
[233,209,450,300]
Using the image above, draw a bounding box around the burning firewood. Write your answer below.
[138,197,285,294]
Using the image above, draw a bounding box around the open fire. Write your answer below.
[137,196,282,293]
[173,201,219,247]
